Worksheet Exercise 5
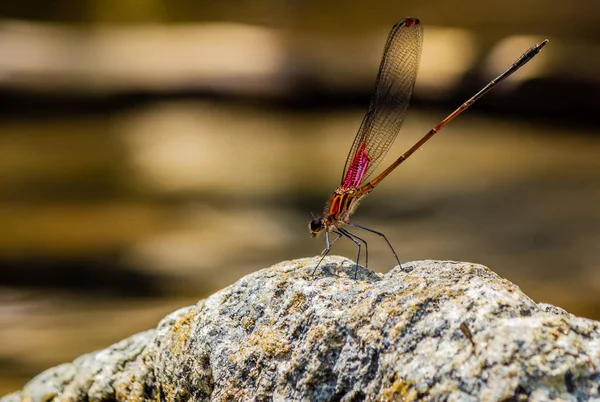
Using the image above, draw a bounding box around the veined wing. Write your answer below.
[340,18,422,189]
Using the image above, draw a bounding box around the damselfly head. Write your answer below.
[309,218,325,237]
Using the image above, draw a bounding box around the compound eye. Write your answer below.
[310,218,323,232]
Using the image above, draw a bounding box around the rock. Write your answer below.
[3,257,600,401]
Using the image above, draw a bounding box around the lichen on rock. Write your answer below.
[3,257,600,401]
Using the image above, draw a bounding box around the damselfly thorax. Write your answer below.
[325,186,370,226]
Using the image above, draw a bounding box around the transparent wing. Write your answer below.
[340,18,423,188]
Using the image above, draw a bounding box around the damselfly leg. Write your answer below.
[312,230,343,276]
[338,227,368,279]
[348,223,402,268]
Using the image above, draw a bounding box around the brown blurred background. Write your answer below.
[1,0,599,395]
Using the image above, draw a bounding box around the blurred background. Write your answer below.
[1,0,600,395]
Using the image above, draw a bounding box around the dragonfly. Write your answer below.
[309,17,548,276]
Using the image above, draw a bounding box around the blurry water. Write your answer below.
[1,100,599,394]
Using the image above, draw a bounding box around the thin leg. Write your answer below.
[312,230,343,276]
[338,227,368,279]
[349,223,402,268]
[338,228,369,268]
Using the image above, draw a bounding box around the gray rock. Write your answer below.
[3,257,600,401]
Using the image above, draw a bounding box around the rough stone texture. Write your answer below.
[3,257,600,401]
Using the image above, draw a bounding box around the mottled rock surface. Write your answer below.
[3,257,600,401]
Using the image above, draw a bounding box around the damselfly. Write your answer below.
[309,18,548,276]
